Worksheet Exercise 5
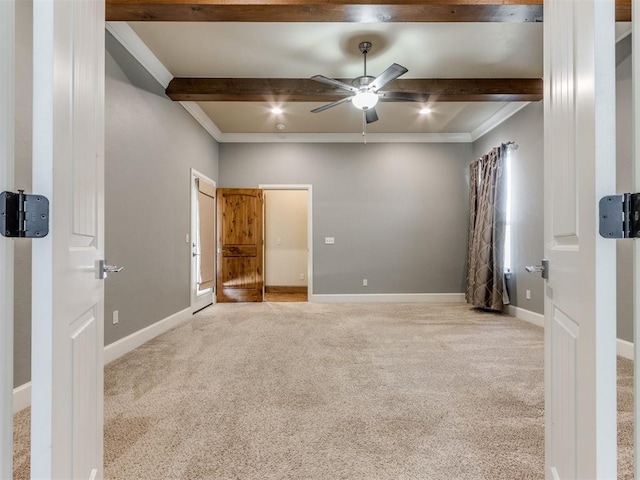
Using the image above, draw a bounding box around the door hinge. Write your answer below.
[599,193,640,239]
[0,190,49,238]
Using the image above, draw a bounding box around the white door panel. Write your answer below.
[32,0,105,478]
[544,0,617,478]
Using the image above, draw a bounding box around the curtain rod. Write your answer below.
[505,141,519,150]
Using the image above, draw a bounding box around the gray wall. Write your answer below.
[13,0,33,387]
[472,103,545,314]
[616,34,633,343]
[219,143,471,294]
[104,32,219,346]
[12,29,219,387]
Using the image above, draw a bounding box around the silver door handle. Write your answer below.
[96,260,123,279]
[525,259,549,280]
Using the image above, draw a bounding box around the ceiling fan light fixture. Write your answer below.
[420,107,432,115]
[271,107,283,114]
[351,91,379,110]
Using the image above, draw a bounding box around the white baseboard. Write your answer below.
[13,382,30,414]
[13,307,192,413]
[104,307,191,365]
[310,293,465,303]
[506,305,544,328]
[507,305,634,361]
[617,338,634,361]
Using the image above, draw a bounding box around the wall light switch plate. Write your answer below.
[325,237,335,245]
[526,289,531,300]
[363,279,368,287]
[113,310,119,325]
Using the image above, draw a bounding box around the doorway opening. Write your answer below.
[261,185,312,302]
[190,169,216,313]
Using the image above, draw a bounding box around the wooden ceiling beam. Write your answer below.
[106,0,632,22]
[166,77,543,102]
[107,0,545,22]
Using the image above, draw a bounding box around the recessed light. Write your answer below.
[271,107,283,114]
[420,107,432,115]
[276,123,286,130]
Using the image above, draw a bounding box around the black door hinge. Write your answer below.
[599,193,640,238]
[0,190,49,238]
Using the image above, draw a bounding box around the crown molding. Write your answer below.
[220,132,472,143]
[179,102,223,142]
[469,102,531,142]
[106,22,172,88]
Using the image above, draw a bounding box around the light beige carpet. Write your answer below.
[12,302,634,479]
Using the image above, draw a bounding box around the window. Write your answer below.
[503,146,513,272]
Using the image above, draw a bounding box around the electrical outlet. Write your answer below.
[299,273,304,280]
[325,237,335,245]
[112,310,119,325]
[526,290,531,300]
[277,238,282,245]
[363,279,368,287]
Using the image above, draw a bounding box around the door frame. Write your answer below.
[633,3,640,476]
[190,168,216,313]
[0,0,15,477]
[259,184,313,301]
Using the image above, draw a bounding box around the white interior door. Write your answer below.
[31,0,105,478]
[544,0,617,478]
[0,1,15,478]
[191,169,216,313]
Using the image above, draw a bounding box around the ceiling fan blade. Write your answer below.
[369,63,408,92]
[379,91,430,103]
[311,75,359,93]
[311,96,352,113]
[365,107,379,124]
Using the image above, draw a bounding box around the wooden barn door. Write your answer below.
[216,189,263,302]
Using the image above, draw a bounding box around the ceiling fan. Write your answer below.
[310,41,409,124]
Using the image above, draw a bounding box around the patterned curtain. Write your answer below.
[466,144,509,311]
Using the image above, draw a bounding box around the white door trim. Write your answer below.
[190,168,216,313]
[633,1,640,475]
[259,184,313,299]
[0,0,15,477]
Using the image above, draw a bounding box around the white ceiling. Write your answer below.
[124,22,548,140]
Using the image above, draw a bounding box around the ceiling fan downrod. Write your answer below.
[359,41,372,78]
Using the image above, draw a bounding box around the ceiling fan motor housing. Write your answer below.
[352,76,375,89]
